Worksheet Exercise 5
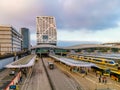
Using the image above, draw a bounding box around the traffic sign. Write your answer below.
[9,85,16,89]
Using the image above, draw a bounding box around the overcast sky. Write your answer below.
[0,0,120,46]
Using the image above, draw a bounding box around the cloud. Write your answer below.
[59,0,120,30]
[0,0,120,45]
[1,0,120,31]
[57,27,120,43]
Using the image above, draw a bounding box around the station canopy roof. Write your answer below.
[31,44,120,50]
[5,55,36,68]
[49,55,96,67]
[81,53,120,60]
[64,44,120,49]
[31,44,65,49]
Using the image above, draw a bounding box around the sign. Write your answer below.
[9,85,16,89]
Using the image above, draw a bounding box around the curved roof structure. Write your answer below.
[64,44,120,49]
[49,55,96,67]
[31,44,64,49]
[79,53,120,60]
[31,44,120,50]
[5,54,36,68]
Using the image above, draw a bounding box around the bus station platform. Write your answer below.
[5,54,36,68]
[2,54,36,90]
[49,55,96,67]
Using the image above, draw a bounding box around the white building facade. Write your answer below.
[36,16,57,45]
[0,25,22,55]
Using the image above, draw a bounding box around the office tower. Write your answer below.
[36,16,57,45]
[0,25,22,55]
[20,28,30,50]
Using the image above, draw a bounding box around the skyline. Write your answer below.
[0,0,120,46]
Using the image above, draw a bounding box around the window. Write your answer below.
[43,35,48,42]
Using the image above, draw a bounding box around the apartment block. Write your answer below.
[36,16,57,45]
[0,25,22,55]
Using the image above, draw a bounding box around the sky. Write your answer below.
[0,0,120,46]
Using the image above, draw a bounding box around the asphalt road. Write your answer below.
[43,58,82,90]
[54,58,120,90]
[20,56,120,90]
[0,69,10,80]
[21,58,51,90]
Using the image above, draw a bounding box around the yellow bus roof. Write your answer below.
[111,70,120,74]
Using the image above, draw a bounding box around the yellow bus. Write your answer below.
[110,71,120,82]
[91,66,110,76]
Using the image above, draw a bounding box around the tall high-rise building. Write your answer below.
[36,16,57,45]
[0,25,22,55]
[20,28,30,50]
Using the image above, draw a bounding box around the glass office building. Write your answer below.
[20,28,30,50]
[36,16,57,45]
[0,25,22,55]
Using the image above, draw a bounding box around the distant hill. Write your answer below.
[57,41,101,47]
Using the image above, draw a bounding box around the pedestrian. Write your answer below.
[99,77,101,83]
[24,71,27,77]
[102,76,105,83]
[85,71,87,75]
[104,77,107,84]
[96,72,98,77]
[16,83,19,90]
[70,68,72,71]
[20,76,22,83]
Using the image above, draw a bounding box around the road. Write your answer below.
[43,58,82,90]
[20,56,120,90]
[0,69,11,89]
[21,58,51,90]
[0,69,10,80]
[53,58,120,90]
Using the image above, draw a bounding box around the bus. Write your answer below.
[48,62,54,70]
[110,71,120,82]
[91,66,110,76]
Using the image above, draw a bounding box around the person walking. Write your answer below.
[85,71,88,75]
[16,83,19,90]
[104,77,107,84]
[99,77,101,83]
[20,76,23,83]
[102,76,104,83]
